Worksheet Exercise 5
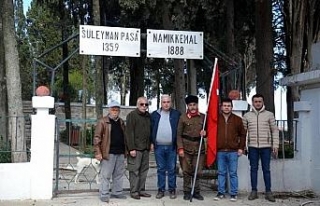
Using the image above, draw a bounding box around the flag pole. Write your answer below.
[190,58,218,202]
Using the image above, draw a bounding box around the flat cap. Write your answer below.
[107,101,121,108]
[185,95,198,104]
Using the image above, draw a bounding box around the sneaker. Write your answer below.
[214,193,225,201]
[230,195,237,202]
[248,191,258,200]
[156,191,165,199]
[100,196,109,202]
[169,190,177,199]
[265,192,276,202]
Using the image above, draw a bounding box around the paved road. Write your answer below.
[1,191,319,206]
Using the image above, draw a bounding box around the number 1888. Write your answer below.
[168,46,184,55]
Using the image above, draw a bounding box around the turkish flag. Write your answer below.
[206,60,219,167]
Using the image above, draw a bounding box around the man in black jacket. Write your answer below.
[125,96,152,200]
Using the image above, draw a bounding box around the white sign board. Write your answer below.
[147,29,203,59]
[79,25,141,57]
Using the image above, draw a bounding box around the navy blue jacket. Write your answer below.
[150,108,181,150]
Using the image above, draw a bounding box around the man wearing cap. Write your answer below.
[177,95,206,201]
[94,101,127,202]
[125,96,152,200]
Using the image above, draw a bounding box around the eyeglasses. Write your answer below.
[110,108,120,111]
[139,103,149,107]
[162,101,170,103]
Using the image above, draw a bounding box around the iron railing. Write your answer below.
[0,115,31,163]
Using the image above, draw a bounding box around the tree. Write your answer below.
[0,3,8,142]
[2,0,27,162]
[255,0,275,112]
[93,0,104,118]
[283,0,320,118]
[15,0,32,100]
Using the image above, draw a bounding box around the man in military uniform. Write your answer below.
[177,95,206,201]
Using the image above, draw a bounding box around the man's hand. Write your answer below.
[200,130,206,137]
[272,148,278,158]
[95,154,102,161]
[178,148,184,157]
[237,149,243,156]
[130,150,137,157]
[150,144,154,152]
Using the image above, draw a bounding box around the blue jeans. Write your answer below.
[217,151,239,195]
[248,147,272,192]
[154,145,177,191]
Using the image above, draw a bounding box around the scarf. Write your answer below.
[186,109,200,118]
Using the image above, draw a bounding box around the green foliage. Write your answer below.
[278,143,294,159]
[59,126,94,148]
[54,70,91,102]
[0,137,11,163]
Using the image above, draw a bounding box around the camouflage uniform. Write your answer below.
[177,113,205,194]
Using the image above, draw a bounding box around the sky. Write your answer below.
[23,0,31,14]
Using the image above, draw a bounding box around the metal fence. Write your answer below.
[0,115,31,163]
[276,120,298,159]
[54,118,98,194]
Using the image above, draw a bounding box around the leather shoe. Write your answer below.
[183,193,191,200]
[111,194,127,199]
[139,192,151,197]
[130,193,141,200]
[193,193,204,200]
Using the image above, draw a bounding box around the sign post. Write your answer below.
[79,25,141,57]
[146,29,203,59]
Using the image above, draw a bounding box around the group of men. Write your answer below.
[93,93,279,203]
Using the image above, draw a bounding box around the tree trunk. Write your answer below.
[156,66,161,109]
[62,29,71,121]
[93,0,103,118]
[120,65,127,105]
[255,0,275,113]
[161,1,186,112]
[0,5,8,142]
[129,58,144,106]
[81,55,88,150]
[3,0,27,162]
[174,59,186,113]
[225,0,236,93]
[187,60,197,95]
[102,56,110,104]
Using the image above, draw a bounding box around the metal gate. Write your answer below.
[53,118,100,195]
[53,117,217,195]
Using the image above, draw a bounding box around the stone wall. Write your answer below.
[55,102,136,121]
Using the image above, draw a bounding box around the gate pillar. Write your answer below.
[30,96,56,199]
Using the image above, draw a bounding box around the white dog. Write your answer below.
[74,153,101,184]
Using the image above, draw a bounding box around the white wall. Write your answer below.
[0,96,55,200]
[0,163,32,199]
[235,99,314,193]
[301,87,320,192]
